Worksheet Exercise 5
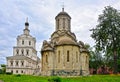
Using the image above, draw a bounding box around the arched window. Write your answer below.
[46,55,48,63]
[10,61,13,66]
[29,41,31,45]
[57,19,59,30]
[67,50,69,62]
[16,49,19,55]
[86,56,88,63]
[26,50,29,55]
[58,51,60,63]
[63,18,65,29]
[22,40,24,45]
[76,52,78,62]
[21,61,24,66]
[68,19,70,30]
[21,70,23,73]
[16,70,18,73]
[21,49,24,55]
[16,61,19,66]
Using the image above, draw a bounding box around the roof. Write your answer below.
[57,36,77,45]
[41,40,53,52]
[55,11,71,19]
[6,55,37,62]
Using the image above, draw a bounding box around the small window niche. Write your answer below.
[29,41,31,45]
[22,40,24,45]
[67,50,70,62]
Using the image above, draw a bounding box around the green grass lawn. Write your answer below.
[0,74,120,82]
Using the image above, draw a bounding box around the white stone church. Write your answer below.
[6,19,41,75]
[6,8,89,76]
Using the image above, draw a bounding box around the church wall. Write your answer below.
[6,57,39,75]
[6,68,35,75]
[50,45,81,76]
[41,51,54,75]
[55,45,80,70]
[17,37,36,49]
[13,47,37,61]
[81,52,89,75]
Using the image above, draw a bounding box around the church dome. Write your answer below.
[55,8,71,19]
[57,36,77,45]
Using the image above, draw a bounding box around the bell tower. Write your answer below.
[55,8,71,31]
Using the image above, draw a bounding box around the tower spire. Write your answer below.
[24,17,30,35]
[26,17,28,22]
[62,2,64,12]
[25,17,29,27]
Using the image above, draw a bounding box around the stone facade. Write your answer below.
[41,8,89,76]
[6,19,41,75]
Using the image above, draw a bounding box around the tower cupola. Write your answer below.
[55,8,71,31]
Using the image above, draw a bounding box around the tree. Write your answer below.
[1,64,6,74]
[91,6,120,74]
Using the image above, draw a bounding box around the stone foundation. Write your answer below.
[42,70,89,76]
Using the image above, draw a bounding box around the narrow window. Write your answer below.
[16,49,19,55]
[26,50,29,55]
[29,41,31,45]
[67,50,69,62]
[22,40,24,45]
[58,51,60,63]
[16,61,18,66]
[16,70,18,73]
[63,18,65,29]
[21,61,24,66]
[46,55,48,63]
[86,56,88,63]
[68,19,70,30]
[57,19,59,30]
[10,61,13,66]
[76,52,78,62]
[21,70,23,73]
[21,49,24,55]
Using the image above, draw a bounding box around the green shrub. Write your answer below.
[6,72,12,75]
[0,69,2,74]
[16,74,21,77]
[48,77,61,82]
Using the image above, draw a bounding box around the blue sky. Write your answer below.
[0,0,120,64]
